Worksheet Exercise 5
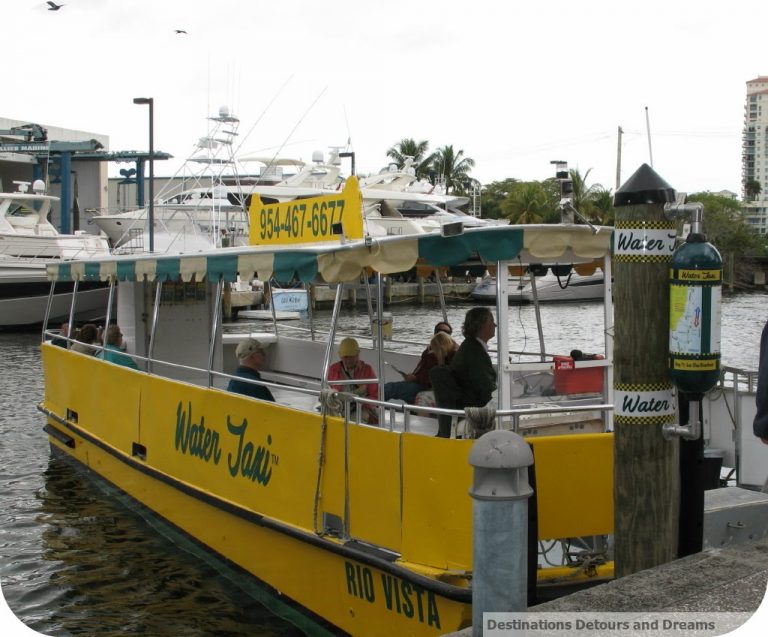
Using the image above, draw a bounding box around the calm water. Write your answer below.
[1,294,766,636]
[288,293,765,371]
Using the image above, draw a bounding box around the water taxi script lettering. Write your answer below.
[616,230,676,254]
[621,393,671,414]
[174,401,274,485]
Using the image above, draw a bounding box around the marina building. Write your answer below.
[0,117,110,232]
[1,116,168,235]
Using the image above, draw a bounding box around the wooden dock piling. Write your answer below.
[613,164,680,577]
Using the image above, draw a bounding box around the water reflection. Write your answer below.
[30,454,311,636]
[0,333,316,636]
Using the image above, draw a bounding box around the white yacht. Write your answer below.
[357,157,503,237]
[0,180,111,328]
[94,124,503,249]
[472,268,605,304]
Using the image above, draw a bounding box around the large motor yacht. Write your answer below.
[0,179,111,328]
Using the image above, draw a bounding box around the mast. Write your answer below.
[615,125,623,190]
[645,106,654,167]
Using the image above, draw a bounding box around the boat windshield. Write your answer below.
[7,203,38,216]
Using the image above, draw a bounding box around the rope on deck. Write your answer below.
[463,405,496,439]
[318,388,345,417]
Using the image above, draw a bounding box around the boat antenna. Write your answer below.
[343,105,353,151]
[232,75,294,159]
[250,86,328,192]
[645,106,654,167]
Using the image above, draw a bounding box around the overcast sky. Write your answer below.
[4,0,767,196]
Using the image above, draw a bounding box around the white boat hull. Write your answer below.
[472,273,605,304]
[0,284,109,329]
[238,309,301,321]
[0,259,110,329]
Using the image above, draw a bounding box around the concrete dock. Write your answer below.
[444,537,768,635]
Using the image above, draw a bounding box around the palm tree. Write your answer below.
[745,179,762,202]
[587,188,616,225]
[385,138,434,178]
[500,182,549,224]
[431,145,475,194]
[560,167,616,225]
[479,178,520,219]
[569,167,604,213]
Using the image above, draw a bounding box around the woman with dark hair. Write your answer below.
[71,323,99,356]
[430,307,497,438]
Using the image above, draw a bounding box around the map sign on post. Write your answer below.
[248,176,364,246]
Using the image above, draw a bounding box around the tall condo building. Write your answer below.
[743,77,768,234]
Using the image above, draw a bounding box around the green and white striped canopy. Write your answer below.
[47,225,612,284]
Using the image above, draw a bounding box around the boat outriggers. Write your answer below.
[38,178,617,635]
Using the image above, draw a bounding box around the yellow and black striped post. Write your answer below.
[613,164,679,577]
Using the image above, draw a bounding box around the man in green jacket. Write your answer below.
[430,307,497,437]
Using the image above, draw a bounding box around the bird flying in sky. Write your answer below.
[46,1,64,10]
[174,29,188,35]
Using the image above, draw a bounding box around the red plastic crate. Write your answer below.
[553,355,604,395]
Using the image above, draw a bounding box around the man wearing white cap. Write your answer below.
[227,338,275,402]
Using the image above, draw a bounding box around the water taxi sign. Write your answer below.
[248,177,364,245]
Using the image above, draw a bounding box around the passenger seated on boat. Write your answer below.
[430,307,497,438]
[327,337,378,424]
[227,338,275,402]
[97,325,139,370]
[52,322,71,348]
[70,323,99,356]
[384,327,457,404]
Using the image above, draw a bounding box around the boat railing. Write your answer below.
[0,237,105,263]
[108,204,251,252]
[351,393,614,435]
[45,314,615,437]
[717,365,759,393]
[50,332,614,437]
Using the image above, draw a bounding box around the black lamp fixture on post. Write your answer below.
[133,97,154,252]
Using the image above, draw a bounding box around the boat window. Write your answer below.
[397,201,438,217]
[8,203,37,216]
[379,201,403,218]
[228,192,247,206]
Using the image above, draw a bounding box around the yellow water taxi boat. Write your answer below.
[38,179,616,635]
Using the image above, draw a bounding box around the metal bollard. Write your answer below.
[469,430,534,636]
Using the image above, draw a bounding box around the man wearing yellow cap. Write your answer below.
[327,337,378,423]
